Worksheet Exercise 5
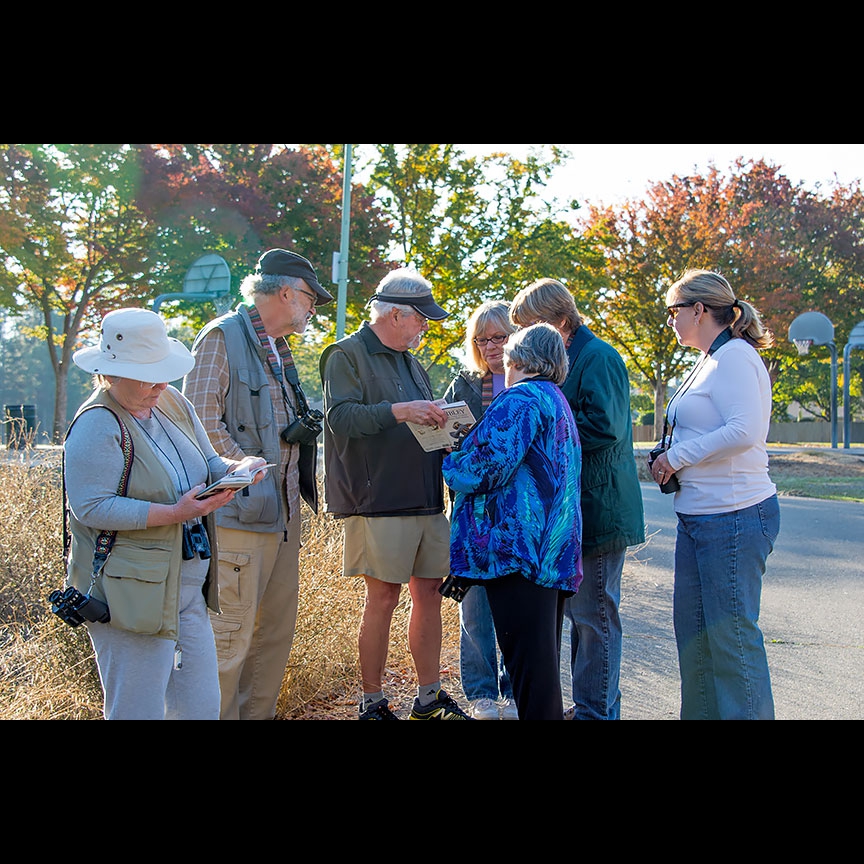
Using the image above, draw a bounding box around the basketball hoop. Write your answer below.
[794,338,812,356]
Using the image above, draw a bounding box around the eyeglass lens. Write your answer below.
[474,334,508,347]
[298,288,316,306]
[667,304,692,318]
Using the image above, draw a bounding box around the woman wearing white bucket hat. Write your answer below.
[64,307,270,720]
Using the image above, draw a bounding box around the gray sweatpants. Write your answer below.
[87,558,220,720]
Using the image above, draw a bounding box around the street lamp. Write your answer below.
[788,311,837,448]
[843,321,864,449]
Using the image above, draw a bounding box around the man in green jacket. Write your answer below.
[511,278,645,720]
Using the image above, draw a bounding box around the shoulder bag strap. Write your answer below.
[63,406,134,591]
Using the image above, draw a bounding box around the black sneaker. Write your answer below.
[359,699,400,720]
[409,688,474,720]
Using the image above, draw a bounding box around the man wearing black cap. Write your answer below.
[320,267,473,720]
[184,249,333,720]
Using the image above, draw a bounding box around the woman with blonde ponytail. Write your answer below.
[649,269,779,720]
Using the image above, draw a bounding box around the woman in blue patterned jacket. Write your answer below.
[443,323,583,720]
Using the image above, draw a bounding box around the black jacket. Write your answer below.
[320,323,445,517]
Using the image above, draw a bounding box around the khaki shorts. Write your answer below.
[342,514,450,584]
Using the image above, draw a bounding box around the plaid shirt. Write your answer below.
[184,326,300,512]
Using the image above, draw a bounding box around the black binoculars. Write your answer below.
[439,574,473,603]
[182,523,212,560]
[281,409,324,447]
[48,586,111,627]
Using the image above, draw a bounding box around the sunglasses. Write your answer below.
[667,303,695,319]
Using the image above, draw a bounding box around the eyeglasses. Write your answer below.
[473,334,509,347]
[293,287,317,312]
[667,303,694,319]
[398,307,426,323]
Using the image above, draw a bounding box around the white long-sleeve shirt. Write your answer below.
[665,338,776,515]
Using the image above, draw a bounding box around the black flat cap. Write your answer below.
[256,249,334,305]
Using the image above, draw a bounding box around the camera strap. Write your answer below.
[63,407,134,591]
[247,303,313,420]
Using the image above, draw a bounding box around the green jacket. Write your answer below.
[562,326,645,555]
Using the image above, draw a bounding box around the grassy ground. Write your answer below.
[1,444,861,720]
[764,448,864,502]
[634,444,864,503]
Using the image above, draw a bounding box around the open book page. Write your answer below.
[195,463,276,499]
[406,401,477,452]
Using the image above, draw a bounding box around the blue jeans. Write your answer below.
[459,585,512,701]
[564,548,625,720]
[673,495,780,720]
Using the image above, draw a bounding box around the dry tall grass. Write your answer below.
[0,446,462,721]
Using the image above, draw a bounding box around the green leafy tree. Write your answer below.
[0,145,395,424]
[133,144,395,402]
[363,144,603,392]
[0,144,163,441]
[577,158,864,437]
[133,145,394,325]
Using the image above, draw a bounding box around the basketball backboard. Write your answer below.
[788,311,834,346]
[152,254,233,315]
[183,254,231,296]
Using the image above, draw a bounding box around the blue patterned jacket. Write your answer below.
[443,378,583,593]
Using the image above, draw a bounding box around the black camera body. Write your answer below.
[281,409,324,447]
[439,574,473,603]
[647,443,681,494]
[48,586,110,627]
[182,523,212,560]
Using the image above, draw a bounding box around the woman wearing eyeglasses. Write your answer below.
[652,269,779,720]
[442,300,519,720]
[66,308,268,720]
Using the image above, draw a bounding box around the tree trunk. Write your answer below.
[653,379,667,441]
[53,368,68,444]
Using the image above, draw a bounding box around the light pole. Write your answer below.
[788,311,838,448]
[843,321,864,449]
[334,144,353,340]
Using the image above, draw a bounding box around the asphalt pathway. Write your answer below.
[561,484,864,720]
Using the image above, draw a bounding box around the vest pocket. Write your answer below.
[233,475,279,524]
[102,546,171,635]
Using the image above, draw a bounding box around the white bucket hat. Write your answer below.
[73,308,195,383]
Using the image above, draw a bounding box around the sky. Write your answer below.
[457,143,864,207]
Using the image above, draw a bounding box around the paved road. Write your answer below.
[561,484,864,720]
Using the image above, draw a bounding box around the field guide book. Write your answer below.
[407,400,477,452]
[195,463,276,499]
